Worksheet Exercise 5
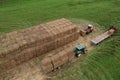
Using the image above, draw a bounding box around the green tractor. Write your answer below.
[74,45,87,57]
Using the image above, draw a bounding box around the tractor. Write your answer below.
[74,45,87,57]
[80,24,94,36]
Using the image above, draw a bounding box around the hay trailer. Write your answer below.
[91,26,117,45]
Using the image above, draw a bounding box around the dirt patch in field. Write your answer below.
[0,19,104,80]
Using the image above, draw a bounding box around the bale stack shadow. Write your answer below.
[0,18,79,73]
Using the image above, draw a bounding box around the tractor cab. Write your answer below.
[74,45,87,57]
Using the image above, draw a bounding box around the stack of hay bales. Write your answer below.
[0,18,79,73]
[40,48,75,74]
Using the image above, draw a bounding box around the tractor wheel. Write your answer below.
[84,49,87,54]
[78,54,81,57]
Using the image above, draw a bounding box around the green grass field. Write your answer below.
[0,0,120,80]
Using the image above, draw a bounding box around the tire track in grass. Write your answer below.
[85,55,114,80]
[82,59,101,80]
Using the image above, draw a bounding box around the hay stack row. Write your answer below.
[40,48,75,73]
[0,18,79,73]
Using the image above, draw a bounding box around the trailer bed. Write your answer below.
[91,31,112,45]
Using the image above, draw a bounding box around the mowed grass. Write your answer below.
[0,0,120,80]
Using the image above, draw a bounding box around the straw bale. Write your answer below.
[45,41,56,52]
[55,38,61,48]
[17,52,26,64]
[0,62,8,72]
[0,18,79,72]
[0,62,6,72]
[0,51,5,57]
[9,44,20,53]
[44,44,48,54]
[0,59,16,72]
[23,47,36,62]
[0,48,9,57]
[35,46,43,57]
[42,33,53,44]
[36,44,47,56]
[9,59,16,68]
[43,22,77,40]
[56,29,63,38]
[66,49,75,62]
[41,57,53,73]
[19,39,29,49]
[58,51,69,65]
[54,31,79,49]
[28,38,36,47]
[0,59,17,72]
[14,55,22,65]
[65,32,79,44]
[51,53,62,69]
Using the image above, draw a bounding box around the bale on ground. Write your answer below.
[22,47,36,62]
[0,18,79,73]
[40,57,53,74]
[58,51,69,65]
[65,48,75,62]
[51,53,62,69]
